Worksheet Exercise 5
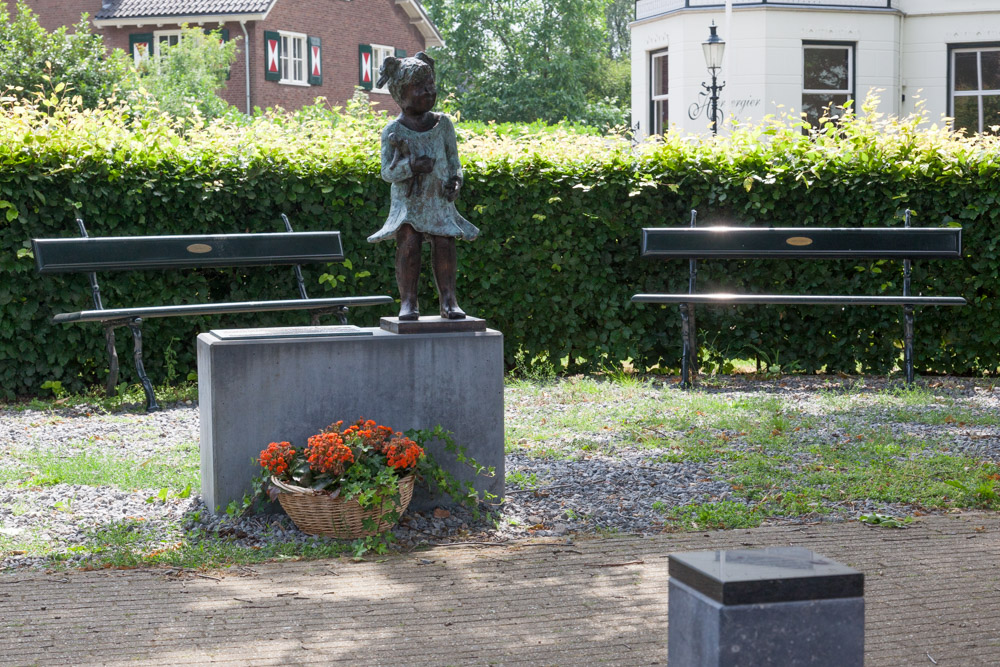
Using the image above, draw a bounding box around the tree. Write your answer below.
[0,1,133,108]
[423,0,627,127]
[132,26,238,125]
[605,0,632,60]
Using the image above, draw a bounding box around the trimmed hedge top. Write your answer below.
[3,94,999,398]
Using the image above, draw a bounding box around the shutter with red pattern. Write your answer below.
[264,30,281,81]
[359,44,373,90]
[308,36,322,86]
[129,32,153,66]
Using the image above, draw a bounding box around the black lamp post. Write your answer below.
[701,21,726,134]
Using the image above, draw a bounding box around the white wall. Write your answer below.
[900,2,1000,122]
[630,2,999,137]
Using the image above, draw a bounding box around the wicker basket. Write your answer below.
[271,474,415,539]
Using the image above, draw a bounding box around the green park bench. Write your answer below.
[632,209,966,387]
[32,215,393,411]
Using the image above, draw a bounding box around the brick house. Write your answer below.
[4,0,443,113]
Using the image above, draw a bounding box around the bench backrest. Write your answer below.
[32,232,344,274]
[640,227,962,260]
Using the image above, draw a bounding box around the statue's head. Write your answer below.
[376,51,436,110]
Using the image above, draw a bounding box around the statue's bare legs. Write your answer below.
[395,224,422,320]
[430,234,465,319]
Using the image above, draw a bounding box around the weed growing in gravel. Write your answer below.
[944,478,999,508]
[648,433,735,464]
[506,470,540,489]
[664,501,764,531]
[66,520,353,569]
[10,451,199,491]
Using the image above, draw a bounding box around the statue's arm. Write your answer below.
[442,117,463,184]
[381,130,413,183]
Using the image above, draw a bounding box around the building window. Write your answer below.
[154,30,183,57]
[280,31,307,85]
[951,46,1000,134]
[802,43,854,128]
[372,45,395,94]
[650,49,668,135]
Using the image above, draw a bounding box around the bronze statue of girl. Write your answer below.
[367,52,479,320]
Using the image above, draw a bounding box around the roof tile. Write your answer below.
[95,0,276,20]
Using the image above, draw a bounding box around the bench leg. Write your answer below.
[127,318,160,412]
[680,303,697,389]
[103,324,119,397]
[903,305,915,384]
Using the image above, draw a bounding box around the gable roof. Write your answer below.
[395,0,443,49]
[94,1,276,22]
[92,0,443,48]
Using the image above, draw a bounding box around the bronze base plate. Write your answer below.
[380,316,487,334]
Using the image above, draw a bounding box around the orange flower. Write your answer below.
[385,436,423,470]
[305,432,355,476]
[260,441,295,476]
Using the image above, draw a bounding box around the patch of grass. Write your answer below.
[66,520,353,570]
[649,433,736,464]
[13,451,199,491]
[665,501,764,531]
[1,381,198,413]
[519,445,575,461]
[712,427,1000,520]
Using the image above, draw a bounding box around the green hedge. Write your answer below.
[2,97,999,398]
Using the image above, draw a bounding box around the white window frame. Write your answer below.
[279,31,308,86]
[372,44,395,94]
[950,46,1000,134]
[802,43,854,126]
[153,30,183,58]
[650,49,669,135]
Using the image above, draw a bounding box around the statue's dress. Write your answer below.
[367,114,480,243]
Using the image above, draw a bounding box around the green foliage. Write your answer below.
[0,1,133,109]
[3,94,1000,398]
[131,25,239,126]
[943,479,999,508]
[422,0,629,128]
[603,0,632,60]
[410,424,498,517]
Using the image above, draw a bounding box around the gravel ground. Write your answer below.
[2,374,999,570]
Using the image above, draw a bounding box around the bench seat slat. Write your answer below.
[641,227,962,259]
[33,232,345,273]
[52,296,395,323]
[631,294,967,306]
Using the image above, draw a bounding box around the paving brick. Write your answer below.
[1,512,998,665]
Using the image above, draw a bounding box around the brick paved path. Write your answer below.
[1,513,998,665]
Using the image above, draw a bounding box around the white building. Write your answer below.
[630,0,1000,137]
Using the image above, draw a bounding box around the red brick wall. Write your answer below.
[255,0,426,113]
[4,0,427,113]
[2,0,98,32]
[96,21,249,111]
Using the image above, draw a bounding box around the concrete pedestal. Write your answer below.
[668,547,865,666]
[197,325,504,514]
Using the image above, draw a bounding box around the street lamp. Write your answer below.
[701,21,726,134]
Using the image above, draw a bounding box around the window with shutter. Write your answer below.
[129,32,153,66]
[264,30,281,81]
[359,44,374,90]
[279,32,307,84]
[308,36,322,86]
